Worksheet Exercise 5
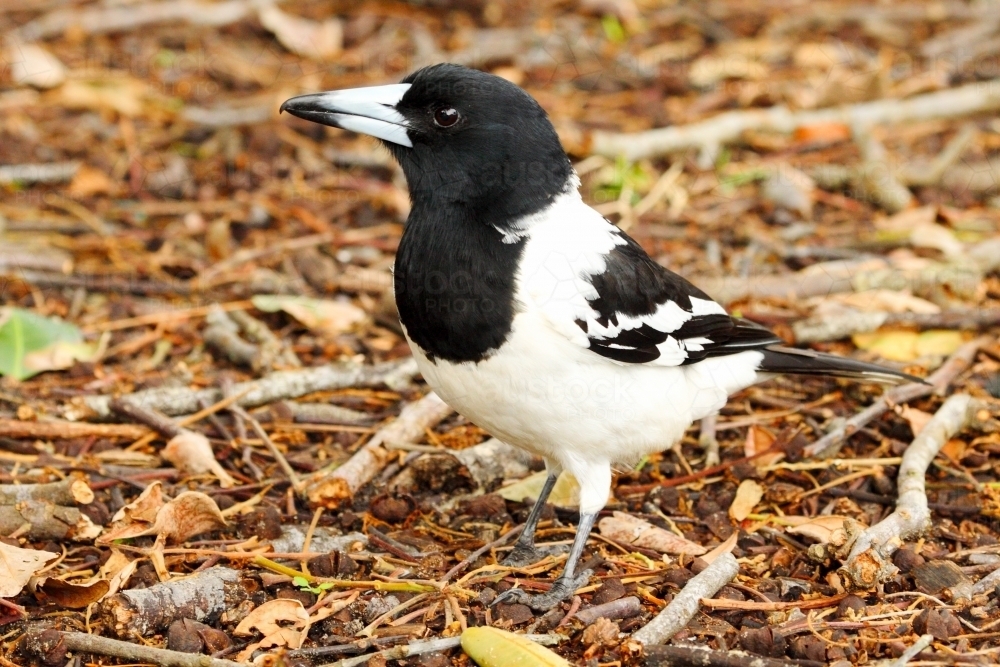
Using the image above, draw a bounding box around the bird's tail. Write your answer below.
[759,345,924,384]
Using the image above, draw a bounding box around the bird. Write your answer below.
[281,64,920,610]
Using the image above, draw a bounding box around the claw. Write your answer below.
[491,569,592,611]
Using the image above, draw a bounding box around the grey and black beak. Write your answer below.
[280,83,412,147]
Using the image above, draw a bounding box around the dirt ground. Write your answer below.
[2,1,1000,666]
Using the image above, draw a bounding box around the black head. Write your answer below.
[281,64,573,225]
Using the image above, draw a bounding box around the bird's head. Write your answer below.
[281,64,572,219]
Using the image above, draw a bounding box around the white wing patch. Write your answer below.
[513,182,729,367]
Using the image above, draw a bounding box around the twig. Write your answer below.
[440,525,523,584]
[0,419,148,440]
[888,634,934,667]
[804,336,987,458]
[592,78,1000,163]
[631,552,739,645]
[231,405,302,492]
[793,307,1000,344]
[0,478,93,506]
[21,628,248,667]
[573,596,642,624]
[0,161,79,184]
[841,394,980,588]
[643,644,825,667]
[69,357,418,419]
[303,392,453,508]
[320,634,562,667]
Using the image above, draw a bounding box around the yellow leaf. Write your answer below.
[914,330,966,357]
[852,330,918,361]
[497,471,584,508]
[729,479,764,522]
[461,627,569,667]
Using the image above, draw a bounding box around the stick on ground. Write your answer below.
[631,552,739,646]
[20,628,249,667]
[840,393,980,588]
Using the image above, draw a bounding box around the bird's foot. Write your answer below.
[500,542,562,568]
[490,569,592,611]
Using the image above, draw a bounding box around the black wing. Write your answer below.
[578,235,781,366]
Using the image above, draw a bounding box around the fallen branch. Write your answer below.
[840,394,980,588]
[303,392,453,508]
[793,307,1000,343]
[573,596,642,624]
[0,419,149,440]
[804,336,987,458]
[592,78,1000,163]
[20,628,248,667]
[67,357,418,420]
[694,256,981,307]
[0,501,100,541]
[0,161,79,185]
[643,644,825,667]
[631,552,739,645]
[0,477,93,506]
[100,566,249,638]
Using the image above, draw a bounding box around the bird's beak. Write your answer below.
[280,83,413,148]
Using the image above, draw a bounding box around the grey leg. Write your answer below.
[493,511,597,610]
[501,472,558,567]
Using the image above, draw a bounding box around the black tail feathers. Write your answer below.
[759,345,925,385]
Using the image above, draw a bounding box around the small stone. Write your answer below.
[893,546,925,573]
[167,619,204,654]
[364,595,401,623]
[495,602,534,624]
[912,608,961,640]
[836,594,866,618]
[738,626,786,658]
[591,577,626,605]
[463,493,508,518]
[237,506,283,540]
[476,588,497,606]
[369,493,415,523]
[789,635,827,662]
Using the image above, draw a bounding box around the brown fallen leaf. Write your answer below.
[235,598,310,661]
[729,479,764,522]
[258,4,342,61]
[786,515,856,545]
[0,542,57,598]
[34,577,110,608]
[598,511,706,556]
[98,482,226,544]
[162,431,236,488]
[252,295,367,337]
[900,406,934,437]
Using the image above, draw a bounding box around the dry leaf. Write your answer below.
[68,165,115,197]
[163,431,236,487]
[99,483,226,544]
[7,40,66,89]
[744,425,775,457]
[787,515,853,545]
[258,4,342,60]
[98,550,137,599]
[151,492,227,544]
[497,471,582,508]
[729,479,764,522]
[0,542,57,598]
[252,295,367,337]
[815,290,940,315]
[236,598,310,660]
[900,406,933,437]
[598,511,706,555]
[853,329,966,362]
[700,532,738,564]
[35,577,110,608]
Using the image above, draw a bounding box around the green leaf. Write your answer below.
[292,576,310,588]
[601,15,626,43]
[0,308,92,381]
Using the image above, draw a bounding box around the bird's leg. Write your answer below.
[493,511,597,610]
[501,471,558,567]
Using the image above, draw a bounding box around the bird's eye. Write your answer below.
[433,107,459,127]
